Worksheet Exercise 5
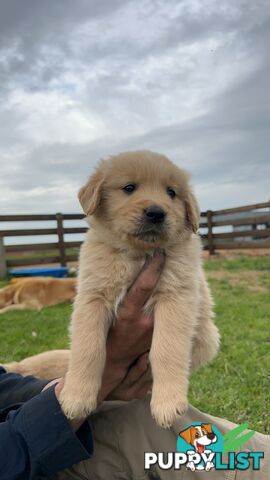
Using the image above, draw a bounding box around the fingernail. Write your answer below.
[144,353,151,370]
[154,251,165,261]
[153,251,165,271]
[139,352,149,371]
[142,254,152,269]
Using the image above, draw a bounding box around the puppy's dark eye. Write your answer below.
[122,183,136,194]
[167,187,176,199]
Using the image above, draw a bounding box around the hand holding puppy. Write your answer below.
[49,253,164,428]
[100,251,165,401]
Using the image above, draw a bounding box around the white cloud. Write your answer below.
[7,90,108,144]
[0,0,269,214]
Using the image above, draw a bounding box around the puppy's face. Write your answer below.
[79,151,200,251]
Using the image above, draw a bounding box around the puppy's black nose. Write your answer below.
[207,433,216,440]
[144,205,166,224]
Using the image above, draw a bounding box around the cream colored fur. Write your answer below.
[0,277,76,314]
[60,151,220,427]
[3,350,70,380]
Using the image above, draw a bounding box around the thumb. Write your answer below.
[54,377,65,401]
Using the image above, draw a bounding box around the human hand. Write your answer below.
[107,352,152,401]
[99,251,165,401]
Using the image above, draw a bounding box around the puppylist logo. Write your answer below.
[145,422,264,472]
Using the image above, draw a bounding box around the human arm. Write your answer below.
[0,366,47,415]
[0,383,93,479]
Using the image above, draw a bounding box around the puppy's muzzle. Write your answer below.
[144,205,166,224]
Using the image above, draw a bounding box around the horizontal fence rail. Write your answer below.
[0,202,270,277]
[0,213,87,277]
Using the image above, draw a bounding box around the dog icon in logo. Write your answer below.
[179,423,217,471]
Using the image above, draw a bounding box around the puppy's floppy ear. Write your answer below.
[78,167,105,216]
[185,188,200,233]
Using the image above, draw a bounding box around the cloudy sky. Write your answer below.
[0,0,269,215]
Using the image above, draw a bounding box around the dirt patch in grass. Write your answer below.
[203,248,270,260]
[207,270,269,292]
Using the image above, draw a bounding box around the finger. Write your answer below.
[122,353,149,388]
[42,377,62,392]
[135,380,153,399]
[54,378,65,401]
[123,252,165,310]
[127,371,152,399]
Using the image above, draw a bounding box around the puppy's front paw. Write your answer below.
[60,380,98,419]
[150,387,188,428]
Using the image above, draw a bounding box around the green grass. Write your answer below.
[190,256,270,434]
[0,256,269,434]
[204,255,270,272]
[0,303,72,361]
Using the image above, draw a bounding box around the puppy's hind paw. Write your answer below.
[60,387,97,420]
[151,394,188,428]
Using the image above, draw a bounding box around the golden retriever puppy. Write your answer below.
[60,151,219,427]
[0,277,76,314]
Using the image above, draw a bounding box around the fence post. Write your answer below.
[0,237,7,279]
[56,213,67,267]
[206,210,215,255]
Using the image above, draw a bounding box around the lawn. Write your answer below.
[0,255,269,434]
[191,255,270,434]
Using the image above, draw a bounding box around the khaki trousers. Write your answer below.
[56,397,269,480]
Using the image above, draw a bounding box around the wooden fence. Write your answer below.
[0,201,269,277]
[0,213,85,278]
[200,201,270,254]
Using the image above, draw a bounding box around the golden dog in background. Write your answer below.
[57,150,220,427]
[0,277,76,314]
[3,350,70,380]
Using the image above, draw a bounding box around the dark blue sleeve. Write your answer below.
[0,385,93,479]
[0,366,48,409]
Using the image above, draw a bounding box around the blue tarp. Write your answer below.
[9,266,69,278]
